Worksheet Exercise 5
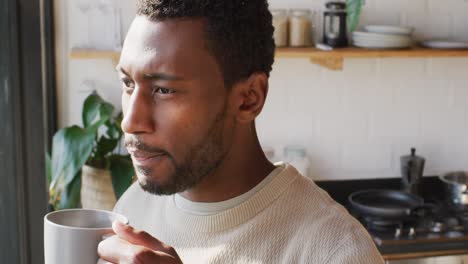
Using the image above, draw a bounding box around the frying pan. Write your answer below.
[348,189,426,219]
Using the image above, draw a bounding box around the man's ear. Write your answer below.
[229,73,269,124]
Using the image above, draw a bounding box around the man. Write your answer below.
[97,0,384,263]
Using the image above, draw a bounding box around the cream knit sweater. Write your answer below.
[114,164,384,263]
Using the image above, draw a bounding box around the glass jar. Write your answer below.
[323,2,348,47]
[289,9,313,47]
[263,146,277,163]
[271,9,289,47]
[283,146,310,177]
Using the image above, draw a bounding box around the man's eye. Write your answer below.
[152,87,174,95]
[123,80,132,87]
[120,79,135,90]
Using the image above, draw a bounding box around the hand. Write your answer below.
[97,221,182,264]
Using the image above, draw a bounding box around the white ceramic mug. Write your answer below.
[44,209,128,264]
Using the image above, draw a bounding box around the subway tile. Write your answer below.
[286,85,318,114]
[309,139,344,171]
[341,111,370,140]
[375,0,427,14]
[341,59,378,81]
[438,142,468,172]
[427,58,468,81]
[419,79,451,111]
[317,111,345,140]
[403,13,451,41]
[420,109,467,140]
[358,7,379,28]
[273,58,321,80]
[282,113,318,145]
[452,14,468,41]
[377,58,426,81]
[393,81,424,111]
[359,10,401,27]
[450,80,468,110]
[257,114,290,147]
[369,109,421,140]
[317,108,369,143]
[370,81,397,110]
[423,13,453,39]
[342,141,392,170]
[402,11,428,40]
[308,81,343,112]
[342,82,375,111]
[427,0,468,14]
[312,167,396,180]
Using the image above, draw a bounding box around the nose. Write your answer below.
[121,87,155,135]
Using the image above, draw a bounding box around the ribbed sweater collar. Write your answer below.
[164,164,300,233]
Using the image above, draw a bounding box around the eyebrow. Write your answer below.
[115,66,184,81]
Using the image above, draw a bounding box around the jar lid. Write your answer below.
[284,146,307,158]
[270,9,288,16]
[326,2,346,10]
[290,9,311,17]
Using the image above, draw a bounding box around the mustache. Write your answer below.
[124,136,169,155]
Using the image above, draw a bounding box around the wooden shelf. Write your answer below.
[275,47,468,70]
[69,49,121,64]
[70,47,468,70]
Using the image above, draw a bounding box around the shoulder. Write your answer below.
[279,167,384,263]
[322,225,384,264]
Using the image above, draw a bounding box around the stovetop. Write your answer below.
[352,200,468,255]
[316,177,468,258]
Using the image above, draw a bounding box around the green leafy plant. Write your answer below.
[347,0,364,32]
[46,92,134,210]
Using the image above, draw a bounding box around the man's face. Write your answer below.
[117,16,234,195]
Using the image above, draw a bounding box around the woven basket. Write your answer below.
[80,165,116,211]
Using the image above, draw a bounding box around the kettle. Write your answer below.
[401,148,425,196]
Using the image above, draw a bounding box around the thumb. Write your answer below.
[112,221,173,254]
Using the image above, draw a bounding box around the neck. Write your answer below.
[179,126,275,202]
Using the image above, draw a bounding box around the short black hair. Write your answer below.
[136,0,275,88]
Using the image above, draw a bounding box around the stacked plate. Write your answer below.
[352,25,413,49]
[421,40,468,49]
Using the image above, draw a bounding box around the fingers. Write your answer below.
[112,221,176,255]
[98,235,127,263]
[102,232,114,240]
[98,235,178,264]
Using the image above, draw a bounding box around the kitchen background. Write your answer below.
[53,0,468,181]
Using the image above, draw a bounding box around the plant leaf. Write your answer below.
[95,136,119,160]
[99,102,114,121]
[58,171,82,209]
[82,93,104,128]
[347,0,363,32]
[105,120,121,140]
[115,112,123,126]
[109,155,135,199]
[45,152,52,187]
[51,126,95,188]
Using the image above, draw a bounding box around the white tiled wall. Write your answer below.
[55,0,468,180]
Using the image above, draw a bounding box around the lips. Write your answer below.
[128,149,165,163]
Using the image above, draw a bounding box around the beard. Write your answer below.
[125,106,228,196]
